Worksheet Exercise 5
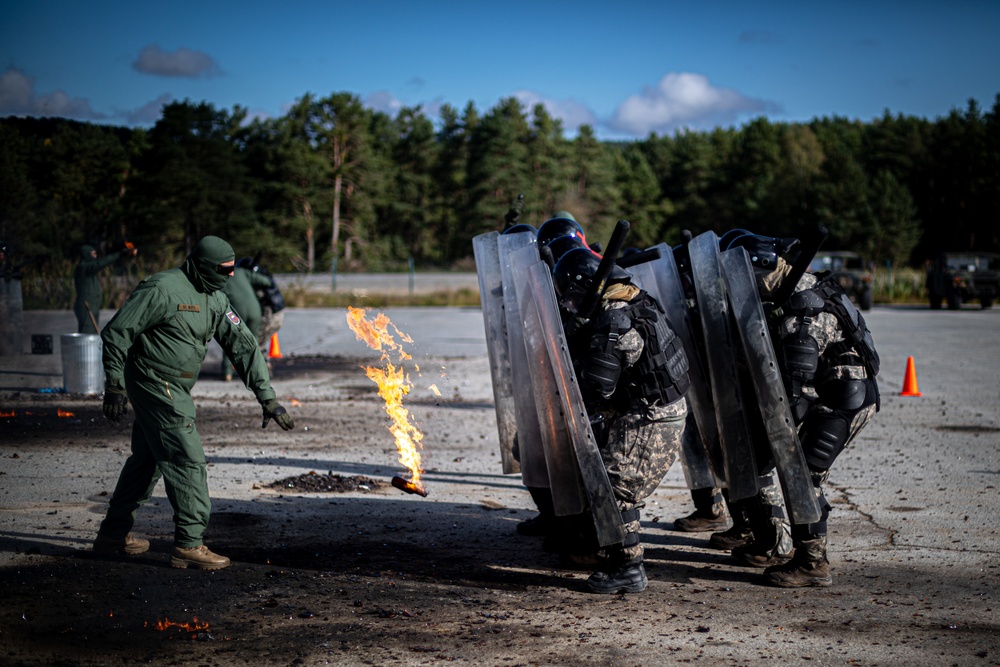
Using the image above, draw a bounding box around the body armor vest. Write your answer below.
[785,277,880,379]
[617,292,691,407]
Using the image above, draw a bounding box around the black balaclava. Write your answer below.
[183,236,235,294]
[81,245,96,259]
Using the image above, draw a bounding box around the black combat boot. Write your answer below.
[764,536,832,587]
[585,558,648,594]
[517,486,555,537]
[585,508,647,594]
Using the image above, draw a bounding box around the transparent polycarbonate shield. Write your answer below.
[720,248,821,524]
[522,261,625,547]
[506,243,552,490]
[634,244,725,488]
[688,231,758,501]
[473,232,519,474]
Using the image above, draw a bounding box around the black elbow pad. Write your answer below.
[781,330,819,383]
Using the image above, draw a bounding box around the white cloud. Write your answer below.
[121,93,173,125]
[364,90,404,115]
[608,72,779,136]
[132,44,221,78]
[513,90,598,133]
[0,67,105,119]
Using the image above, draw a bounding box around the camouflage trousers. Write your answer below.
[599,398,687,561]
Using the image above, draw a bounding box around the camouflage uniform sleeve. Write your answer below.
[100,281,168,390]
[214,294,276,404]
[605,301,644,366]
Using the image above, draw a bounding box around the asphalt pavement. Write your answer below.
[1,303,998,666]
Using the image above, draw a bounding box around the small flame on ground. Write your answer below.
[346,306,423,485]
[1,410,75,418]
[145,617,209,633]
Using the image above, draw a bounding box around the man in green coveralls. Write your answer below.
[93,236,295,570]
[73,244,137,333]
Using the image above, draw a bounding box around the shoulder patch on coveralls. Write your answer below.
[226,311,241,326]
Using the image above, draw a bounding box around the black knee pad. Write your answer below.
[801,414,850,470]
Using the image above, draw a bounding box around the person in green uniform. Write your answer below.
[73,244,137,334]
[93,236,294,570]
[221,260,274,381]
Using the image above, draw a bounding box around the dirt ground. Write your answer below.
[1,322,998,666]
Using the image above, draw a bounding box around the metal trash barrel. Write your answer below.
[61,333,103,394]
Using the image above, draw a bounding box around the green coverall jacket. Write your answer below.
[102,263,275,426]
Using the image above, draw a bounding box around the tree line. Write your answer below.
[1,92,998,274]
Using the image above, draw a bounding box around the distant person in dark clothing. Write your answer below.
[221,260,274,381]
[74,244,136,333]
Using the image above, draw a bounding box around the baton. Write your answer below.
[578,219,631,319]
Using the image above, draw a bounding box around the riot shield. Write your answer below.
[632,244,725,489]
[688,231,758,501]
[520,261,625,546]
[719,248,822,524]
[503,242,551,491]
[472,232,519,474]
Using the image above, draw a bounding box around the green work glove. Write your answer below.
[103,386,129,423]
[262,399,294,430]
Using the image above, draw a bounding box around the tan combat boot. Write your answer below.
[93,532,150,555]
[764,536,832,587]
[171,545,231,570]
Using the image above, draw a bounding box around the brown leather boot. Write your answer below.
[764,537,832,587]
[674,509,730,532]
[171,545,231,570]
[93,532,149,555]
[708,525,753,550]
[732,517,793,567]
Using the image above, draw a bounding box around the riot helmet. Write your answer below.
[546,234,590,263]
[502,223,537,236]
[537,216,586,248]
[718,228,753,251]
[726,233,800,271]
[553,246,630,313]
[552,210,576,222]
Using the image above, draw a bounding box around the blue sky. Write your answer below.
[2,1,998,140]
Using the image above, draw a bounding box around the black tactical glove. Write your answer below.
[504,193,525,225]
[103,386,129,423]
[262,399,295,430]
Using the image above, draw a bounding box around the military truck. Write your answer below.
[809,251,874,310]
[926,252,1000,310]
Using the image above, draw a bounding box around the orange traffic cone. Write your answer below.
[900,356,922,397]
[268,333,283,359]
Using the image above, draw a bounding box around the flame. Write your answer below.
[0,411,13,418]
[346,306,423,484]
[146,617,210,633]
[58,409,75,417]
